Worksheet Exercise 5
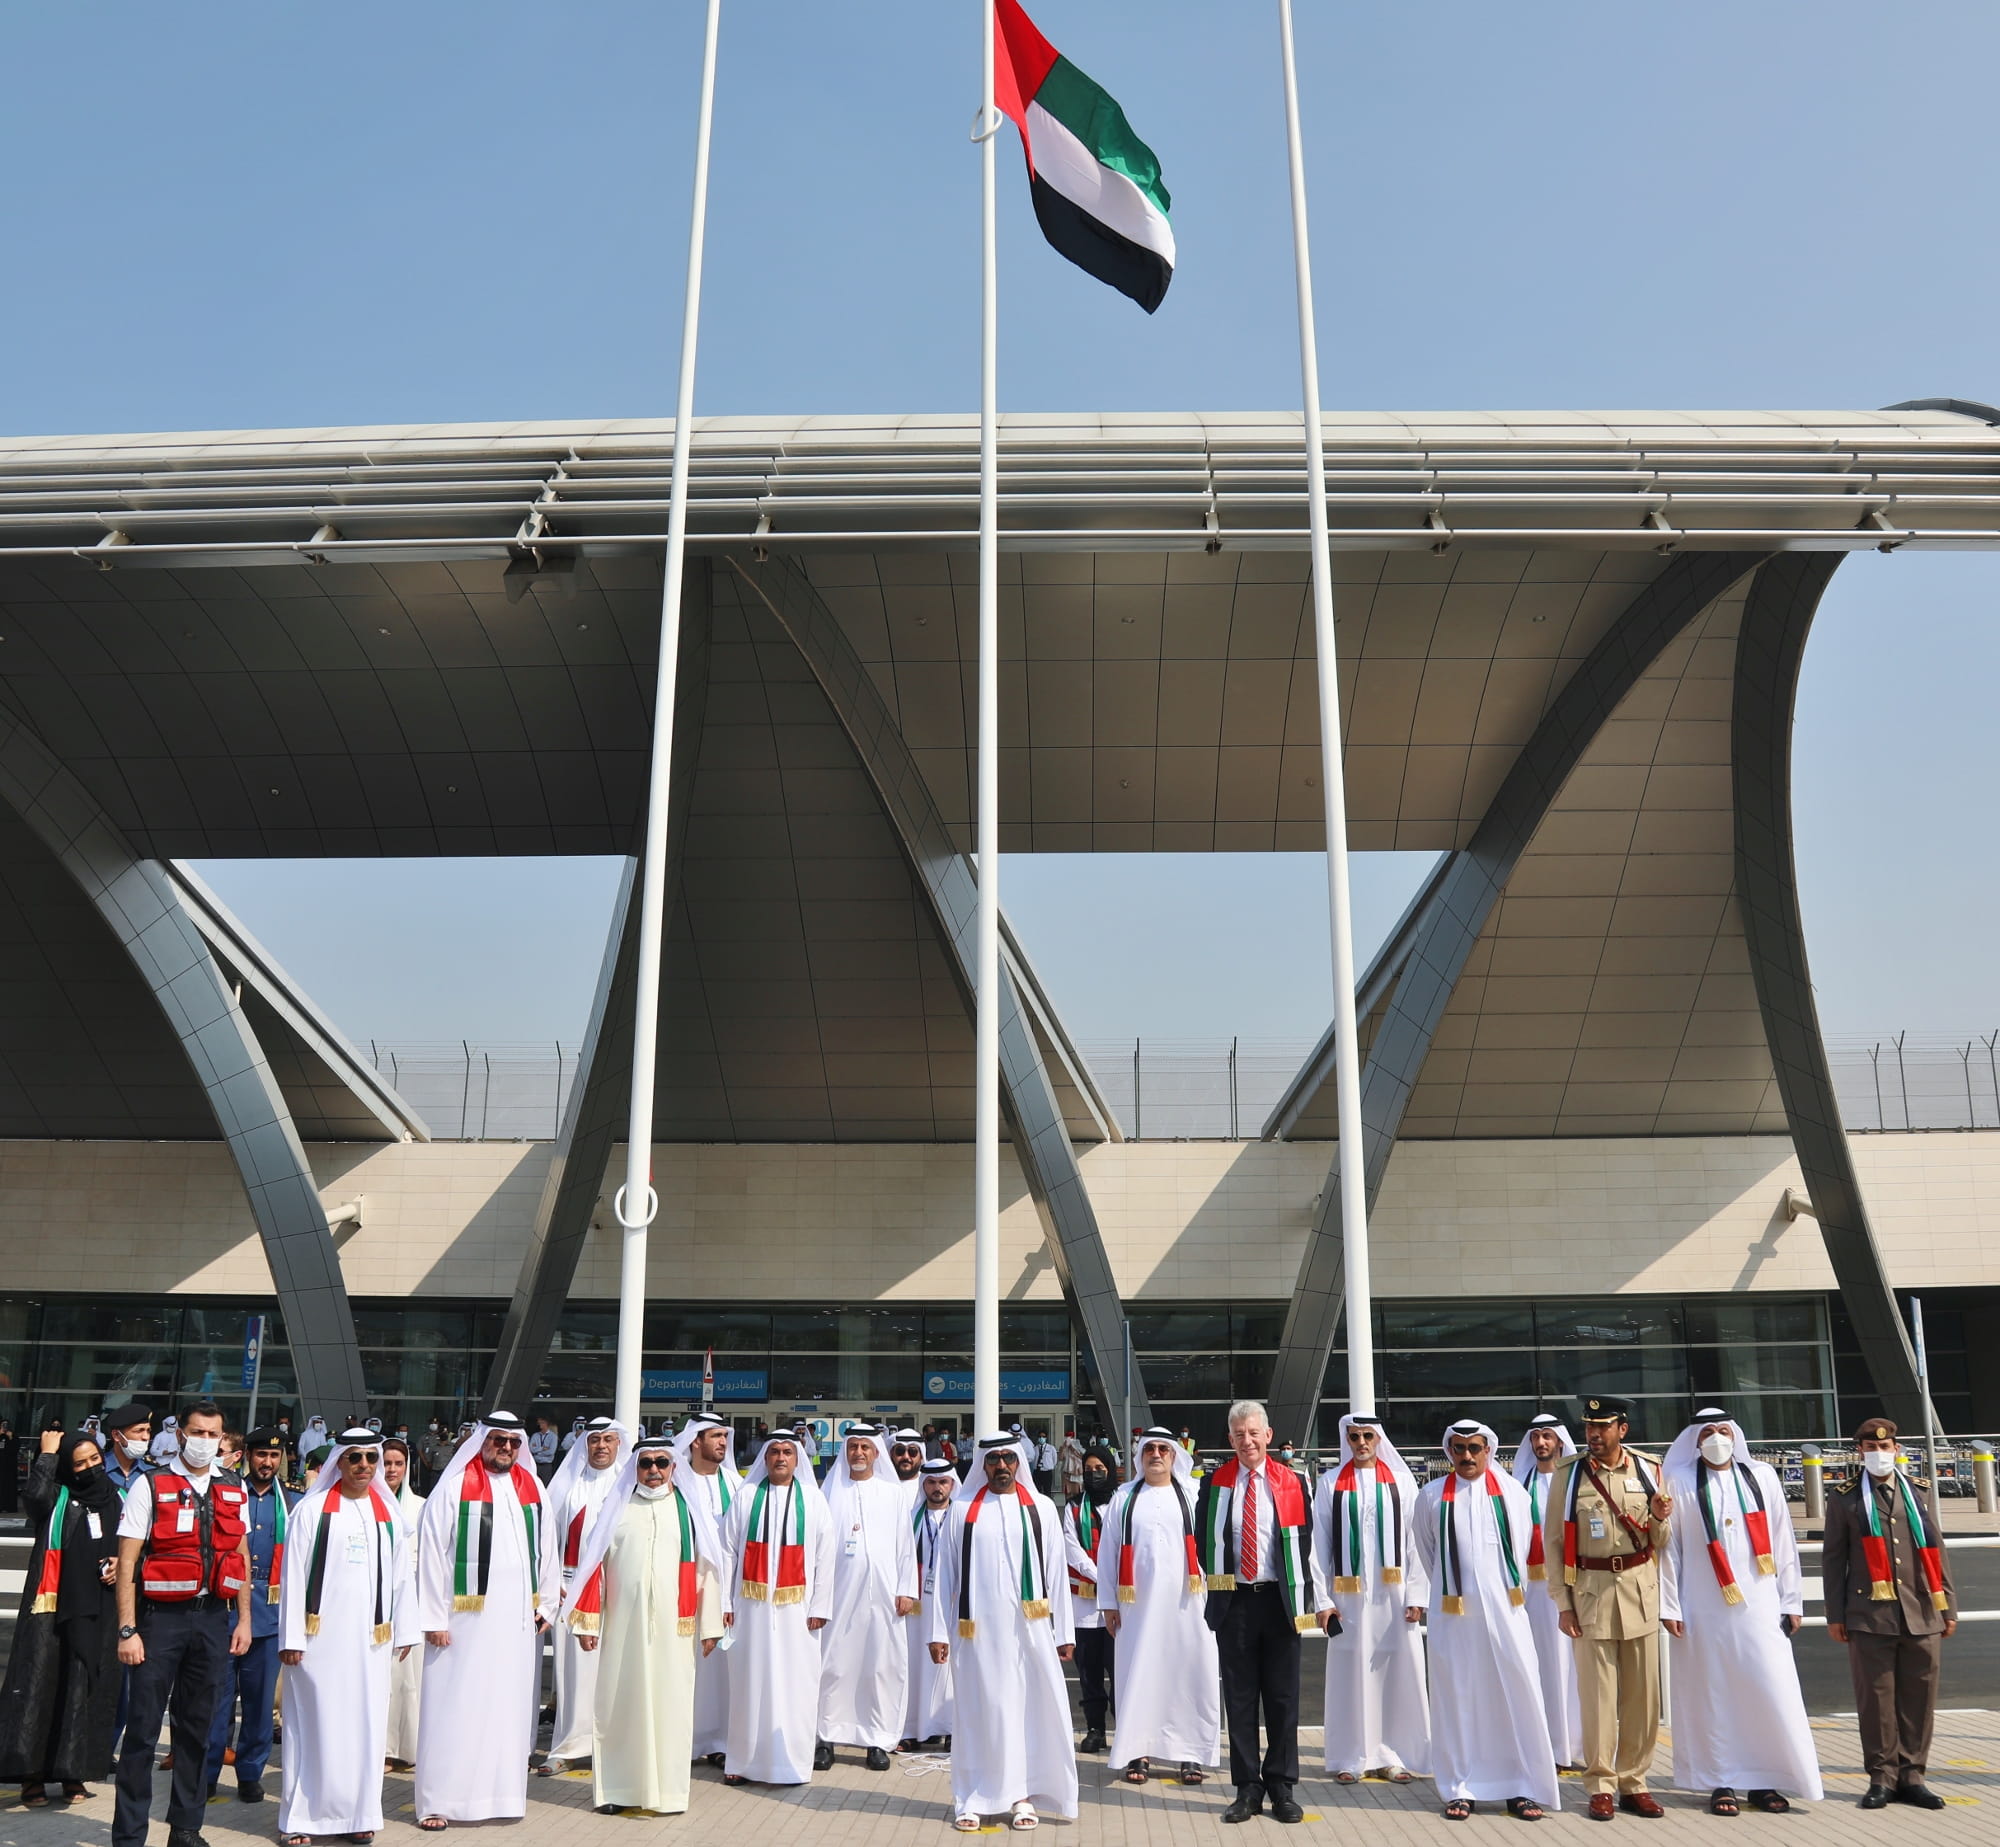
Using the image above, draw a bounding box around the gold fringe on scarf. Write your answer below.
[1720,1583,1745,1606]
[773,1585,804,1606]
[1117,1584,1137,1604]
[570,1611,602,1636]
[1207,1572,1236,1591]
[1022,1598,1050,1621]
[677,1617,697,1637]
[1756,1552,1776,1576]
[1291,1613,1318,1634]
[268,1586,281,1605]
[1564,1566,1578,1587]
[740,1580,769,1601]
[1526,1562,1546,1581]
[958,1617,977,1639]
[1441,1594,1465,1616]
[453,1593,485,1612]
[1507,1586,1526,1608]
[1932,1589,1952,1612]
[1185,1571,1205,1595]
[1870,1583,1896,1600]
[1333,1574,1362,1595]
[1380,1566,1403,1585]
[304,1613,321,1636]
[372,1621,393,1646]
[30,1592,56,1615]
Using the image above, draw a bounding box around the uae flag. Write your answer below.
[994,0,1175,313]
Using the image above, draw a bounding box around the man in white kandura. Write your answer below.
[276,1429,418,1846]
[380,1436,426,1769]
[1510,1414,1583,1772]
[929,1433,1077,1832]
[672,1413,742,1767]
[563,1438,727,1816]
[1100,1427,1220,1786]
[816,1424,918,1772]
[888,1429,928,1509]
[900,1458,957,1753]
[721,1434,834,1787]
[412,1410,560,1830]
[1312,1413,1430,1785]
[1411,1421,1560,1823]
[1660,1409,1822,1814]
[542,1416,630,1776]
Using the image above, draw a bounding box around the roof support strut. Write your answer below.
[722,550,1149,1431]
[1265,551,1774,1444]
[1731,552,1928,1428]
[0,707,367,1417]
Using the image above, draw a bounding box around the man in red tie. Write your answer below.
[1193,1402,1324,1824]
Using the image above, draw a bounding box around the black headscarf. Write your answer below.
[48,1433,119,1639]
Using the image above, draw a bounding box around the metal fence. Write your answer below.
[366,1031,2000,1143]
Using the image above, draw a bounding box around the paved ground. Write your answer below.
[8,1710,1994,1845]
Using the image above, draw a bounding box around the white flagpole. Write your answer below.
[614,0,724,1435]
[1277,0,1375,1418]
[973,0,1002,1443]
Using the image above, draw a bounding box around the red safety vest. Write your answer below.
[140,1473,250,1603]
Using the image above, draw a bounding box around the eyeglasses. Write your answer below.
[636,1459,672,1473]
[342,1451,380,1466]
[486,1436,523,1448]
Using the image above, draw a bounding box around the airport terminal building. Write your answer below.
[2,406,1997,1450]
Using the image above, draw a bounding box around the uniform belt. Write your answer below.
[1235,1578,1280,1591]
[1576,1546,1652,1574]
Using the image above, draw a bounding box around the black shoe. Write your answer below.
[1223,1789,1264,1824]
[1895,1782,1946,1811]
[1268,1786,1305,1824]
[812,1740,835,1773]
[1079,1727,1107,1754]
[238,1780,265,1803]
[865,1747,891,1772]
[167,1832,212,1847]
[1859,1785,1892,1810]
[703,1752,726,1768]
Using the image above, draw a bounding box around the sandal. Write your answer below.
[1746,1791,1789,1815]
[1010,1803,1040,1831]
[723,1774,748,1787]
[350,1835,376,1844]
[1179,1763,1206,1785]
[418,1819,450,1832]
[282,1835,313,1845]
[1507,1798,1546,1822]
[20,1785,48,1809]
[1389,1770,1415,1785]
[1335,1772,1359,1786]
[955,1816,982,1834]
[1445,1800,1475,1821]
[1710,1790,1741,1817]
[1123,1760,1150,1785]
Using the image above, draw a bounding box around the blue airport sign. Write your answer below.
[923,1369,1071,1404]
[641,1368,768,1402]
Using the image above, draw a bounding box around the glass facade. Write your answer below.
[0,1287,1949,1452]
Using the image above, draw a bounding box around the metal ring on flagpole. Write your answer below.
[613,1184,659,1230]
[969,103,1003,143]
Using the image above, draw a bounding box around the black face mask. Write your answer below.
[66,1459,120,1514]
[1083,1470,1114,1505]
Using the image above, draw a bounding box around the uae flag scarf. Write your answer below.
[1437,1468,1525,1614]
[740,1479,808,1604]
[1693,1459,1775,1604]
[1562,1451,1660,1586]
[1111,1479,1203,1602]
[569,1490,700,1638]
[1863,1469,1949,1610]
[1066,1493,1102,1597]
[454,1456,544,1613]
[1196,1460,1315,1633]
[303,1484,397,1644]
[957,1483,1050,1639]
[30,1486,70,1615]
[994,0,1175,312]
[1329,1459,1405,1593]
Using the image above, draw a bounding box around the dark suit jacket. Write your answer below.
[1822,1474,1956,1635]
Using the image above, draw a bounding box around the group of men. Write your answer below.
[90,1391,1960,1840]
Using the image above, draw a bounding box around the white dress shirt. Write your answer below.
[1228,1459,1279,1584]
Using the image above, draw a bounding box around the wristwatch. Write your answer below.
[118,1625,139,1640]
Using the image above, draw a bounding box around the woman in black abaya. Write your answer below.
[0,1428,122,1804]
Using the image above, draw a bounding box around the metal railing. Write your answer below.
[368,1042,581,1140]
[1830,1032,2000,1132]
[1080,1039,1318,1141]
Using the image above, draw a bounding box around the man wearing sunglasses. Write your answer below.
[411,1412,559,1830]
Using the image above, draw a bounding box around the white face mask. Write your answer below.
[119,1434,149,1461]
[1698,1432,1735,1466]
[634,1479,672,1502]
[180,1435,220,1471]
[1862,1448,1898,1478]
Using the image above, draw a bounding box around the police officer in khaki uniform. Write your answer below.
[1539,1395,1673,1820]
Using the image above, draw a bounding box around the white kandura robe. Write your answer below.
[277,1492,418,1836]
[591,1494,728,1814]
[1311,1464,1432,1777]
[1517,1467,1583,1767]
[930,1489,1078,1819]
[1660,1460,1822,1799]
[412,1466,561,1821]
[722,1481,836,1783]
[818,1475,919,1749]
[681,1465,738,1758]
[1097,1481,1220,1768]
[551,1462,623,1760]
[904,1502,956,1741]
[386,1485,426,1762]
[1412,1471,1560,1809]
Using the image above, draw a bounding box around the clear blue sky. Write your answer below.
[6,1,1998,1048]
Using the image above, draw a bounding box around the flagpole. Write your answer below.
[1277,0,1375,1419]
[614,0,723,1436]
[973,0,1002,1444]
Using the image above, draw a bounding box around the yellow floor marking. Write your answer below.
[1943,1797,1981,1806]
[1943,1758,1988,1767]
